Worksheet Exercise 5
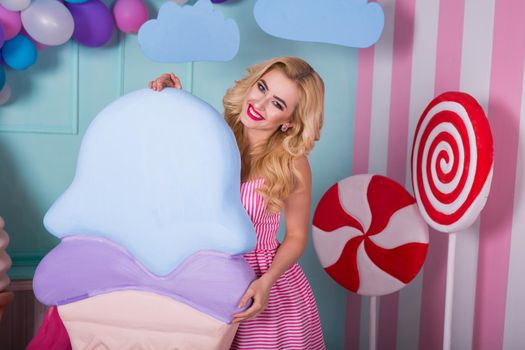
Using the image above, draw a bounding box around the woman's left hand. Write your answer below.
[232,277,272,324]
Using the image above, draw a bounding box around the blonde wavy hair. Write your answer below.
[223,57,325,213]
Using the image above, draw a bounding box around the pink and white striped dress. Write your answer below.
[231,179,326,350]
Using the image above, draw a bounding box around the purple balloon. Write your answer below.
[65,0,114,47]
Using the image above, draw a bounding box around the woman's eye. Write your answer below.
[257,82,266,92]
[273,101,283,110]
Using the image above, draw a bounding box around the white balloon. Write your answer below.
[0,0,31,11]
[21,0,74,46]
[0,84,11,106]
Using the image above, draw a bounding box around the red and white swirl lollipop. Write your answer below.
[411,92,494,232]
[313,174,428,296]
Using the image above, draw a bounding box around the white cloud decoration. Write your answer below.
[138,0,240,63]
[254,0,384,48]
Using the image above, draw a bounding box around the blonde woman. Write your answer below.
[150,56,326,349]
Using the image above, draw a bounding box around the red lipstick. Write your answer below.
[247,104,264,121]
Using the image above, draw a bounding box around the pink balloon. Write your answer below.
[113,0,148,33]
[0,6,22,40]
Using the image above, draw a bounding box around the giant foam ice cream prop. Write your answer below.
[32,89,257,349]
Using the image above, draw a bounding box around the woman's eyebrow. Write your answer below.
[274,96,288,109]
[260,79,288,109]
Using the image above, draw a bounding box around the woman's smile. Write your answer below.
[247,103,265,121]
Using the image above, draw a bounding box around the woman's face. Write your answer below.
[240,69,300,136]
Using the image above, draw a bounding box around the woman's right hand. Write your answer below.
[148,73,183,91]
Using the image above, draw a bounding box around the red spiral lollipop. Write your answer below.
[411,92,494,232]
[313,175,428,296]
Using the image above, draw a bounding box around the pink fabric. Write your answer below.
[231,179,325,350]
[26,306,71,350]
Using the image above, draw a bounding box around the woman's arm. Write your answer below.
[232,156,312,323]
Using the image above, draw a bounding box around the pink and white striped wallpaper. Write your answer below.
[346,0,525,349]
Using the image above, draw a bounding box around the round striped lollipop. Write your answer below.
[411,92,494,232]
[313,175,429,296]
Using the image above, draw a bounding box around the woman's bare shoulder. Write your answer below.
[293,155,311,175]
[292,155,311,192]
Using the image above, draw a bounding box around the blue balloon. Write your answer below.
[63,0,89,3]
[1,35,37,70]
[0,66,5,90]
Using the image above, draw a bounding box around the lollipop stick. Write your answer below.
[369,296,377,350]
[443,232,457,350]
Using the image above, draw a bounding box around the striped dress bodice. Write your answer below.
[231,179,325,350]
[240,178,281,251]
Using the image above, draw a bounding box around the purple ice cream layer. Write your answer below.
[33,236,256,323]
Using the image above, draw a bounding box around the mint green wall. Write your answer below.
[0,0,357,347]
